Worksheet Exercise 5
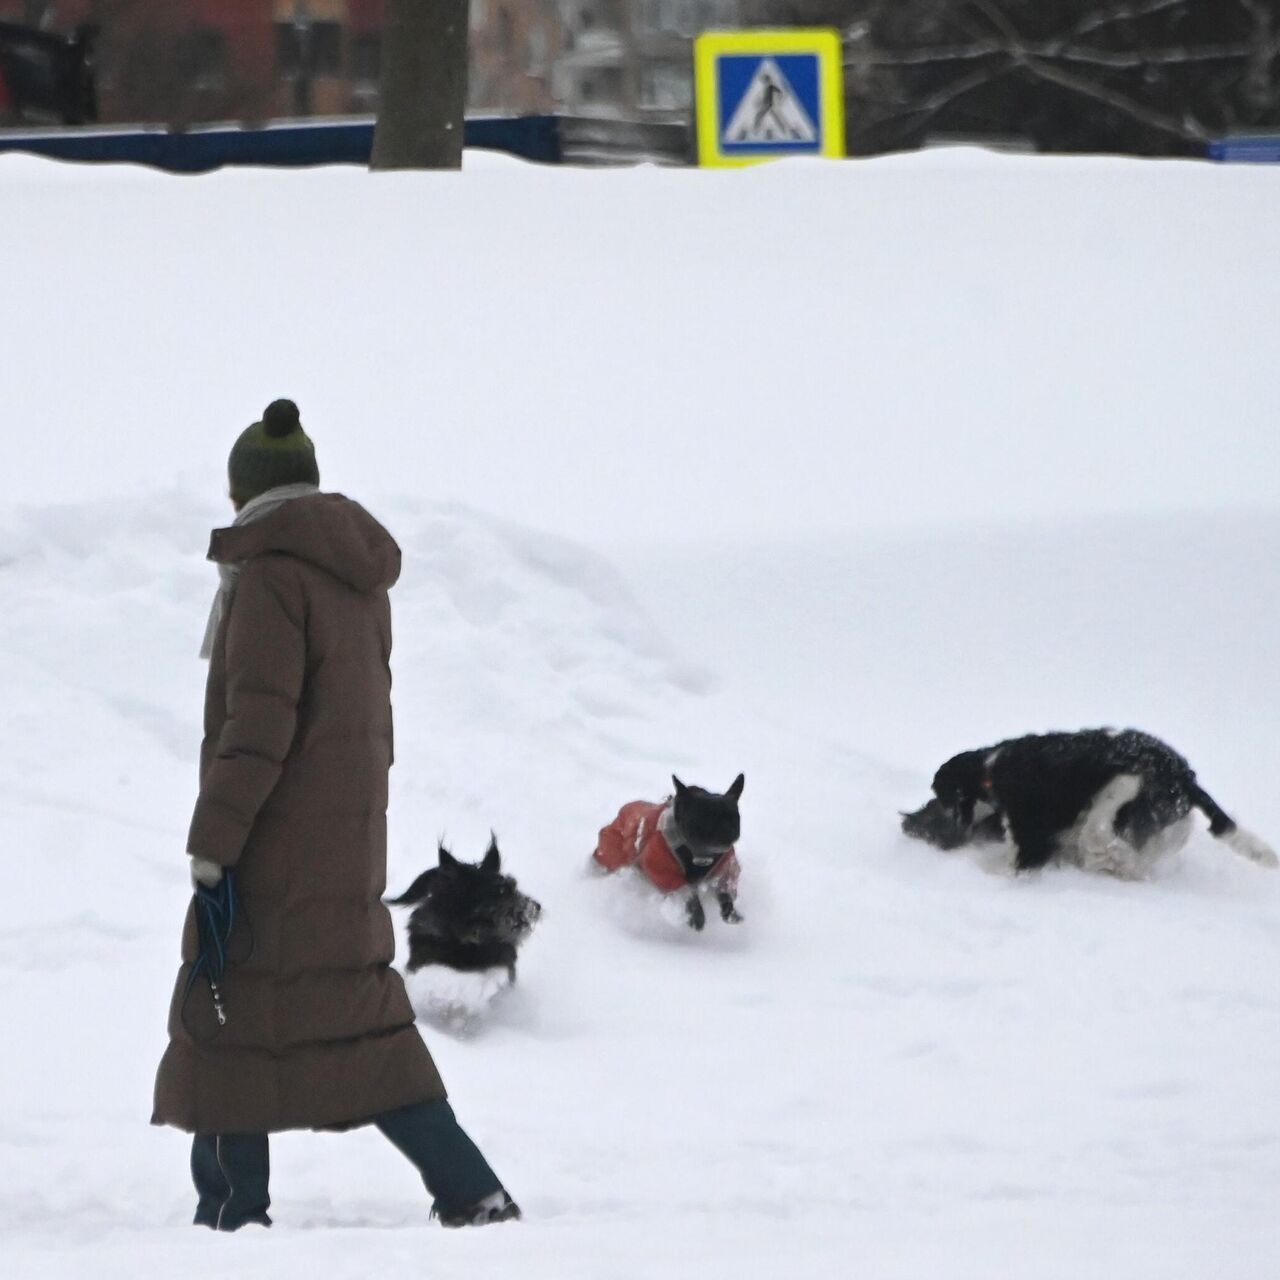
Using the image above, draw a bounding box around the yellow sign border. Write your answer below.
[695,29,846,169]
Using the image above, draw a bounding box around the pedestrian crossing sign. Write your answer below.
[695,30,845,168]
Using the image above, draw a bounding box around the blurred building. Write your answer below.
[0,0,744,126]
[471,0,564,114]
[555,0,740,121]
[0,13,96,123]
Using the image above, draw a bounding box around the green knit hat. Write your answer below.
[227,399,320,504]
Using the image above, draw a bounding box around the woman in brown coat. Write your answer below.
[153,400,519,1231]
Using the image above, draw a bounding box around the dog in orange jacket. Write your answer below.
[592,775,744,930]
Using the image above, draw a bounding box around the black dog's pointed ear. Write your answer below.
[438,843,458,870]
[481,834,501,875]
[727,773,745,801]
[672,775,688,796]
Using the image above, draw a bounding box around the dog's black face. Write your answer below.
[669,774,745,931]
[672,773,744,850]
[390,838,541,977]
[900,796,975,849]
[901,749,998,850]
[424,842,542,946]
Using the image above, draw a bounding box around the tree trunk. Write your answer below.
[371,0,470,171]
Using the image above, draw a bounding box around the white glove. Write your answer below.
[190,856,224,889]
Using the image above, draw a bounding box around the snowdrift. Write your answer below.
[2,149,1278,1279]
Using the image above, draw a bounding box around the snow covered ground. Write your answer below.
[2,149,1278,1279]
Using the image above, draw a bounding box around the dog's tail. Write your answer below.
[1191,784,1236,837]
[1193,784,1278,868]
[387,868,437,905]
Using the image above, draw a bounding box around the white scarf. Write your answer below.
[199,483,320,659]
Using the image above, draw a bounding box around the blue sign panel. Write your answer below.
[717,53,824,157]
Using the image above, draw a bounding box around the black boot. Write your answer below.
[191,1133,272,1230]
[435,1188,522,1227]
[374,1100,517,1226]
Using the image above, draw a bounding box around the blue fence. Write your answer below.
[1207,135,1280,163]
[6,114,1261,170]
[0,114,563,171]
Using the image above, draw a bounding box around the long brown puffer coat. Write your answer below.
[153,494,445,1134]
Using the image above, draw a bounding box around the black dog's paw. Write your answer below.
[686,893,706,931]
[717,892,743,924]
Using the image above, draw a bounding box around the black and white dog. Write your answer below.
[389,838,542,981]
[901,728,1277,876]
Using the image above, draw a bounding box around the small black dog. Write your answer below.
[901,728,1277,877]
[592,775,744,930]
[389,838,542,981]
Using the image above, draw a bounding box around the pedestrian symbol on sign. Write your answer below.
[723,59,817,146]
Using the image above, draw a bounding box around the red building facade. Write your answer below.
[0,0,563,126]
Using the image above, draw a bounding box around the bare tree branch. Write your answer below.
[842,0,1277,154]
[960,0,1212,141]
[852,41,1268,72]
[1235,0,1278,109]
[1018,52,1212,140]
[899,59,1017,122]
[1069,0,1188,40]
[964,0,1024,49]
[850,61,1018,149]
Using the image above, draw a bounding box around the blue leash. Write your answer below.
[184,870,238,1028]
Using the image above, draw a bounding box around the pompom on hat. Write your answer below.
[227,399,320,504]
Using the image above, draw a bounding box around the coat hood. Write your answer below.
[208,493,401,592]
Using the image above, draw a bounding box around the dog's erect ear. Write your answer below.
[672,775,688,797]
[386,867,436,906]
[437,843,459,870]
[481,834,501,875]
[726,773,745,802]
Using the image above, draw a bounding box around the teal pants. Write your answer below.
[191,1100,503,1230]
